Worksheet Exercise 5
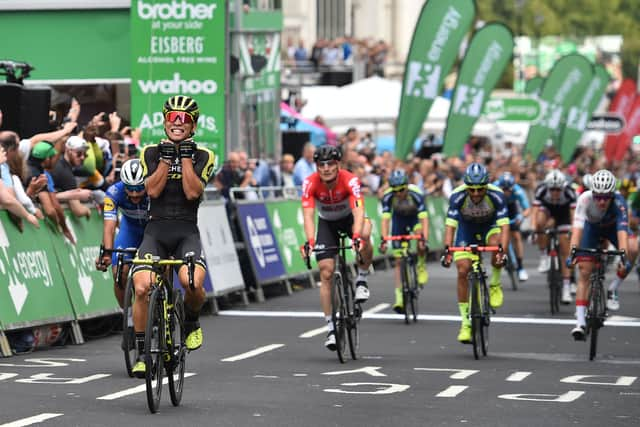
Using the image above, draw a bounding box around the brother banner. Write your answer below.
[395,0,475,161]
[443,23,513,157]
[524,54,593,160]
[130,0,226,159]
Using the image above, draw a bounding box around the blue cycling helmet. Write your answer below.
[464,163,489,185]
[497,172,515,190]
[389,169,408,187]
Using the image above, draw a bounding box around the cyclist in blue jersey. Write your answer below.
[568,169,637,340]
[96,159,149,308]
[378,169,429,313]
[494,172,531,281]
[441,163,509,343]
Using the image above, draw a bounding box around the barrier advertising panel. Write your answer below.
[0,213,75,330]
[198,202,245,295]
[265,199,308,276]
[236,202,287,283]
[50,211,121,320]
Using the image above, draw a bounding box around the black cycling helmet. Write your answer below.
[313,145,342,163]
[163,95,200,123]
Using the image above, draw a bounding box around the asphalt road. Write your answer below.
[0,248,639,427]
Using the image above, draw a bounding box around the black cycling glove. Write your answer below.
[159,141,176,161]
[179,140,195,159]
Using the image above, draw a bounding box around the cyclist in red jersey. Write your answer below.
[301,145,373,351]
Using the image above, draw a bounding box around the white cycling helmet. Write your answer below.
[544,169,566,189]
[66,135,88,151]
[591,169,616,194]
[582,173,592,191]
[120,159,145,187]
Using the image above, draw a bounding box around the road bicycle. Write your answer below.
[305,233,362,363]
[534,229,569,314]
[382,235,425,324]
[445,245,501,360]
[132,253,196,413]
[570,246,626,361]
[97,246,138,377]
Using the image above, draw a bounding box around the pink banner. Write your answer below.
[603,78,637,161]
[613,94,640,161]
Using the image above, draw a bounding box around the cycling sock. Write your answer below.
[126,307,133,327]
[575,302,587,327]
[326,316,334,332]
[516,257,523,270]
[136,332,145,354]
[394,287,402,304]
[458,302,469,325]
[608,277,622,292]
[356,268,369,283]
[563,278,571,289]
[490,267,501,286]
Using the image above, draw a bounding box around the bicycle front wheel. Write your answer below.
[332,272,347,363]
[507,246,518,291]
[547,260,561,314]
[468,274,482,360]
[145,287,165,414]
[167,290,186,406]
[346,280,359,360]
[588,281,606,361]
[408,258,419,323]
[400,257,410,324]
[480,278,490,357]
[122,276,135,378]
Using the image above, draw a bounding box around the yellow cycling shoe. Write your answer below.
[186,327,203,351]
[457,323,471,343]
[417,261,428,287]
[132,359,146,379]
[489,284,503,308]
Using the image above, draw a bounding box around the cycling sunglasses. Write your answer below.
[125,184,145,193]
[165,111,195,124]
[467,185,487,193]
[392,184,408,192]
[593,193,613,201]
[317,160,338,168]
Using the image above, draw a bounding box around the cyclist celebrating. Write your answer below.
[96,159,148,306]
[441,163,509,344]
[531,169,576,303]
[301,145,373,351]
[130,95,216,378]
[494,171,530,281]
[568,169,637,340]
[378,169,429,313]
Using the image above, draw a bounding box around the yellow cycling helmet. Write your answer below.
[162,95,200,123]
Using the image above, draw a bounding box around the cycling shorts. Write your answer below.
[453,223,500,262]
[112,219,145,265]
[132,219,206,274]
[315,215,370,262]
[580,222,619,250]
[391,217,422,256]
[538,204,572,229]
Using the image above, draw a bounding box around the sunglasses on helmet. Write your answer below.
[165,111,195,124]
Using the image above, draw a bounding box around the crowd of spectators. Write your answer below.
[284,35,391,77]
[0,99,139,242]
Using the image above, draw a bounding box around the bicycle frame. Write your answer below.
[534,229,568,314]
[383,235,424,323]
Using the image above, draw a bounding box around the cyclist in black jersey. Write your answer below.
[130,95,216,378]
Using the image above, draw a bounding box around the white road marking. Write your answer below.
[436,385,468,397]
[414,368,478,379]
[254,375,279,379]
[219,310,640,327]
[506,371,532,382]
[0,413,63,427]
[298,304,390,338]
[96,373,196,400]
[221,344,285,362]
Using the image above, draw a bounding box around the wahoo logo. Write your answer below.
[137,0,217,20]
[137,73,218,95]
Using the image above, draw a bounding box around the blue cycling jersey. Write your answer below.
[103,181,149,229]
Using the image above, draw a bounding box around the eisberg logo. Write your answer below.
[137,73,218,95]
[138,0,217,20]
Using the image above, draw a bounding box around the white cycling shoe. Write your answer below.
[354,283,370,303]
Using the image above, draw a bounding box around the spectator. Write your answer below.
[294,39,308,65]
[293,142,316,186]
[49,136,93,218]
[214,151,253,200]
[0,145,39,230]
[271,154,295,188]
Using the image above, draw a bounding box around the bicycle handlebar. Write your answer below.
[532,229,570,235]
[304,245,364,270]
[132,252,197,291]
[447,245,502,253]
[571,246,626,259]
[382,235,424,241]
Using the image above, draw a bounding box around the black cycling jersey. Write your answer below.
[140,142,216,222]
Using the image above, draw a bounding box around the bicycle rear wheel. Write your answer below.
[469,274,482,360]
[332,272,347,363]
[122,276,135,378]
[167,290,186,406]
[400,258,410,324]
[547,261,561,314]
[145,288,165,414]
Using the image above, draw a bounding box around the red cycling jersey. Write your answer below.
[301,169,364,220]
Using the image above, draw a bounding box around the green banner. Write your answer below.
[50,211,120,320]
[558,64,610,162]
[0,213,75,330]
[130,0,226,159]
[395,0,475,160]
[425,197,447,250]
[524,54,594,160]
[524,76,544,96]
[266,200,309,276]
[443,23,514,157]
[483,98,541,122]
